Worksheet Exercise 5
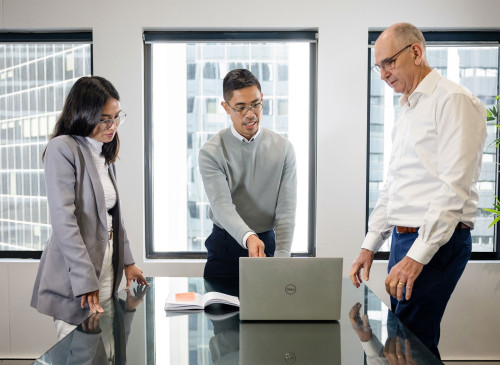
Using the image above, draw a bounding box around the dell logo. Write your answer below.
[284,352,297,363]
[285,284,296,295]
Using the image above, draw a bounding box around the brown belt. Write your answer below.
[395,223,469,234]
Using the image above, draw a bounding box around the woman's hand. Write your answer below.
[81,312,103,334]
[81,290,104,314]
[125,285,148,311]
[124,264,149,289]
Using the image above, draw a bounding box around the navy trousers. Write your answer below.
[203,224,276,278]
[388,227,472,360]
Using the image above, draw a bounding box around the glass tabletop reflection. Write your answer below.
[34,277,441,365]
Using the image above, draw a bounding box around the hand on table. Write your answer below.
[349,249,374,288]
[246,235,266,257]
[125,264,149,289]
[81,290,104,314]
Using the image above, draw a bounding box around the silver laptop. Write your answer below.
[239,257,343,321]
[240,321,340,365]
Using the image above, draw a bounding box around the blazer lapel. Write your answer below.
[73,136,108,232]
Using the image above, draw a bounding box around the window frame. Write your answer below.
[144,30,318,259]
[0,31,93,259]
[367,30,500,260]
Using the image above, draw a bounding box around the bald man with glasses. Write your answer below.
[350,23,486,359]
[199,68,297,279]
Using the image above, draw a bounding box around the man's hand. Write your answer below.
[125,264,149,290]
[81,290,104,314]
[246,235,266,257]
[349,249,374,288]
[384,337,417,365]
[349,303,373,342]
[385,256,423,301]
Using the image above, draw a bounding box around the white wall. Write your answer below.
[1,0,500,360]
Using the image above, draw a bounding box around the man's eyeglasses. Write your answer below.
[372,44,412,74]
[98,112,126,130]
[226,101,264,116]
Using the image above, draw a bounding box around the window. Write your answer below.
[203,62,218,79]
[277,99,288,116]
[0,33,92,258]
[367,31,500,259]
[187,63,196,80]
[145,31,317,258]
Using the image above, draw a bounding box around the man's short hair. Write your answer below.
[223,69,261,102]
[392,23,426,52]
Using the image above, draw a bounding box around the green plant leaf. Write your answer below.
[483,95,500,226]
[488,215,500,228]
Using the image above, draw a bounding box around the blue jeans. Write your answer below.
[204,224,275,278]
[388,227,472,360]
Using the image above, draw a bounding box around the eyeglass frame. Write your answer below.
[225,100,264,116]
[372,44,412,74]
[98,111,126,130]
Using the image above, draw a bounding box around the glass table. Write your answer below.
[34,277,442,364]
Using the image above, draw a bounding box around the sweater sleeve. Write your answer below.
[274,142,297,257]
[199,143,252,248]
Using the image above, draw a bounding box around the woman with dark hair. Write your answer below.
[31,76,148,340]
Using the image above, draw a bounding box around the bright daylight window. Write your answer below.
[0,33,92,258]
[367,31,500,259]
[145,31,317,258]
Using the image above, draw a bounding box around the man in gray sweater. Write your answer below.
[199,69,297,278]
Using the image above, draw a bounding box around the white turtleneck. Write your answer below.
[85,136,117,302]
[85,137,117,231]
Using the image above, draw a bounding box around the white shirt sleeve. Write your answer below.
[362,183,394,253]
[242,231,256,248]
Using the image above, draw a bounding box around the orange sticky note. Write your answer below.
[175,292,196,301]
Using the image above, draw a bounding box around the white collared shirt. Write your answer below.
[230,124,261,246]
[362,69,487,264]
[230,124,261,142]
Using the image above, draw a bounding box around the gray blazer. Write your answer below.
[31,135,135,325]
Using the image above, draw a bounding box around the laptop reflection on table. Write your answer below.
[240,321,341,365]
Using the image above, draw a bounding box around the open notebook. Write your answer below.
[165,291,240,311]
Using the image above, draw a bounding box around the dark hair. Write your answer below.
[43,76,121,163]
[223,69,261,102]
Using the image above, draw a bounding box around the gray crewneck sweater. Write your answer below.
[199,127,297,257]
